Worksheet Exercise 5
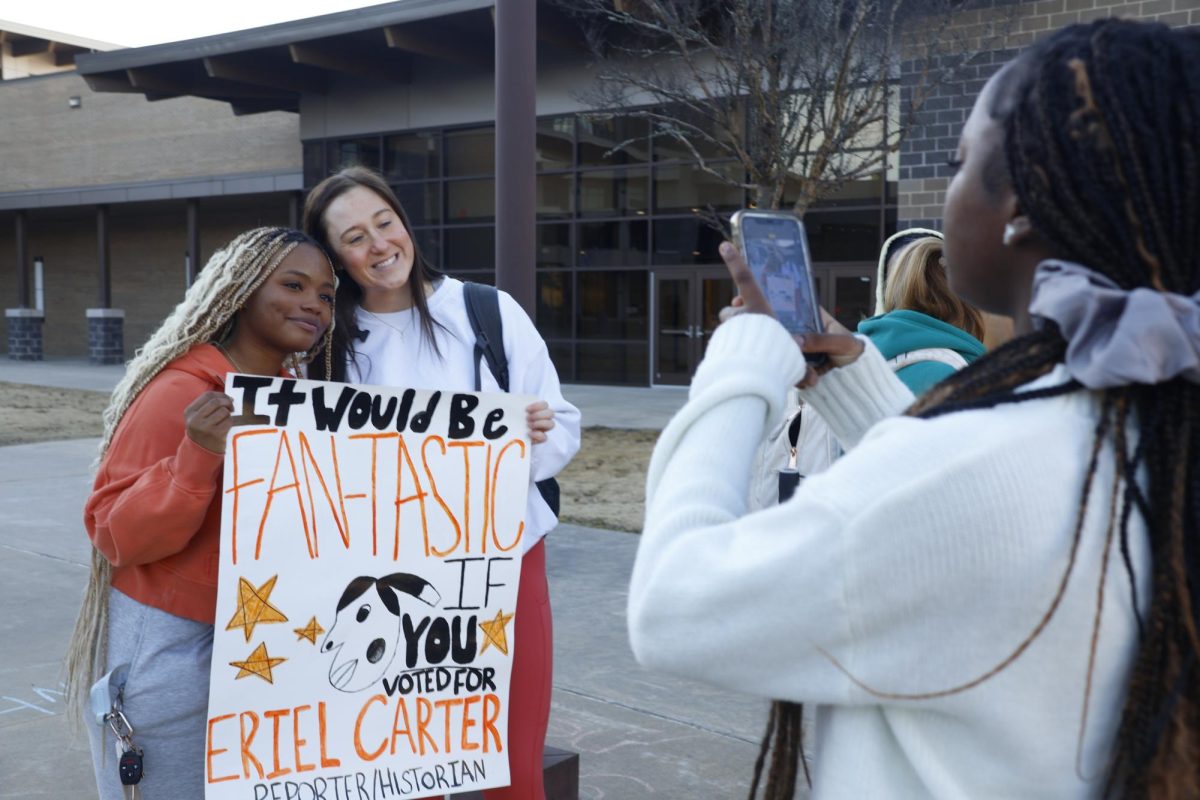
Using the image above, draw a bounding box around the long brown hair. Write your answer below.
[303,166,445,380]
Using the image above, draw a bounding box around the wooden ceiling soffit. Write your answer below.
[82,71,143,93]
[533,6,588,53]
[288,41,409,83]
[51,42,89,67]
[126,67,296,101]
[203,54,328,94]
[383,24,491,70]
[8,35,51,57]
[231,97,300,116]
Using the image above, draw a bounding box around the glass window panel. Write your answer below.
[537,224,572,269]
[536,271,573,339]
[537,116,574,171]
[303,141,325,187]
[577,115,649,166]
[330,137,381,172]
[578,221,649,268]
[548,341,574,383]
[651,219,724,265]
[579,168,649,217]
[654,162,744,214]
[385,132,440,181]
[576,342,649,386]
[537,174,574,219]
[577,270,648,340]
[805,209,882,262]
[444,226,495,271]
[651,100,744,162]
[392,182,441,226]
[805,174,885,209]
[450,270,495,286]
[414,228,441,270]
[836,273,875,331]
[446,127,495,177]
[447,179,495,223]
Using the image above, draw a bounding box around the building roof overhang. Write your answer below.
[74,0,586,116]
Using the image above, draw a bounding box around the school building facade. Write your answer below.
[2,0,1196,384]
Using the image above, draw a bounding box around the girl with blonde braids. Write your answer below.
[65,226,336,800]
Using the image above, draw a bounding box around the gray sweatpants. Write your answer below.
[87,588,213,800]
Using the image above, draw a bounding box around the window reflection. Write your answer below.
[446,179,495,223]
[536,271,573,339]
[446,127,495,177]
[654,162,744,214]
[577,270,648,340]
[578,116,649,166]
[578,221,649,267]
[579,168,649,217]
[537,224,571,269]
[392,183,440,226]
[444,226,494,271]
[385,133,440,181]
[651,219,723,265]
[537,174,574,219]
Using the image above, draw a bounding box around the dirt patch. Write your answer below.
[0,382,108,446]
[0,382,657,532]
[556,427,659,533]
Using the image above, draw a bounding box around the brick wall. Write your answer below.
[896,0,1198,230]
[0,73,301,193]
[0,195,290,358]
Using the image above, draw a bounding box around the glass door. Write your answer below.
[652,269,734,385]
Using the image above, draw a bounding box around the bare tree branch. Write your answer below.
[559,0,1014,218]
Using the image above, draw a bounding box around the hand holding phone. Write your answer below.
[730,209,826,363]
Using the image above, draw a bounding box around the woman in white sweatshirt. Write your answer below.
[629,19,1199,799]
[303,167,581,800]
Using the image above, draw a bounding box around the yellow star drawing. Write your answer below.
[294,616,325,644]
[229,642,286,684]
[225,575,289,642]
[478,609,515,656]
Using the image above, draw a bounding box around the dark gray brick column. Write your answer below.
[86,308,125,365]
[5,308,45,361]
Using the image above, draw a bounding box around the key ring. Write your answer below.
[106,709,134,740]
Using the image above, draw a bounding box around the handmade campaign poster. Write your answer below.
[204,375,532,799]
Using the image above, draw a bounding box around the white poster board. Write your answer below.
[204,375,532,799]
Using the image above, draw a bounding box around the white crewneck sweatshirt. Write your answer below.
[629,313,1148,799]
[348,277,581,554]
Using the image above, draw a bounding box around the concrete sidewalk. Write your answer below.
[0,438,770,800]
[0,358,689,430]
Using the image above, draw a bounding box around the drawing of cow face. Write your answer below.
[320,573,441,692]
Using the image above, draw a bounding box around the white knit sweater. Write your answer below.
[349,277,581,554]
[629,314,1148,799]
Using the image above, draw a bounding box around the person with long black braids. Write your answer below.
[628,19,1199,799]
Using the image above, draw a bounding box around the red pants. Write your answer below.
[421,539,553,800]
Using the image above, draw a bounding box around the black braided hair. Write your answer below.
[907,19,1200,799]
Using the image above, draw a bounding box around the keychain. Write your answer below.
[91,665,145,795]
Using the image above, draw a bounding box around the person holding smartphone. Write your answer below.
[629,19,1199,799]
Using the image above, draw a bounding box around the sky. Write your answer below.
[0,0,391,47]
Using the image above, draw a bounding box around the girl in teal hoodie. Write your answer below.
[858,230,986,395]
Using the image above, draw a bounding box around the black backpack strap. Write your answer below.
[463,282,510,392]
[462,282,560,516]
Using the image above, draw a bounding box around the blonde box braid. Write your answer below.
[63,226,335,727]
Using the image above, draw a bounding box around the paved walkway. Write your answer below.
[0,366,775,798]
[0,358,688,430]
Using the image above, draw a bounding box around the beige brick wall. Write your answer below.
[0,73,302,193]
[1,195,291,358]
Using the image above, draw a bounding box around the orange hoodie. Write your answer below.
[85,343,239,624]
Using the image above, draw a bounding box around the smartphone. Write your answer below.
[730,209,824,340]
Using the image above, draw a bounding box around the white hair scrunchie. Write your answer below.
[1029,260,1200,389]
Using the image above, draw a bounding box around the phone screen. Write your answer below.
[737,213,821,336]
